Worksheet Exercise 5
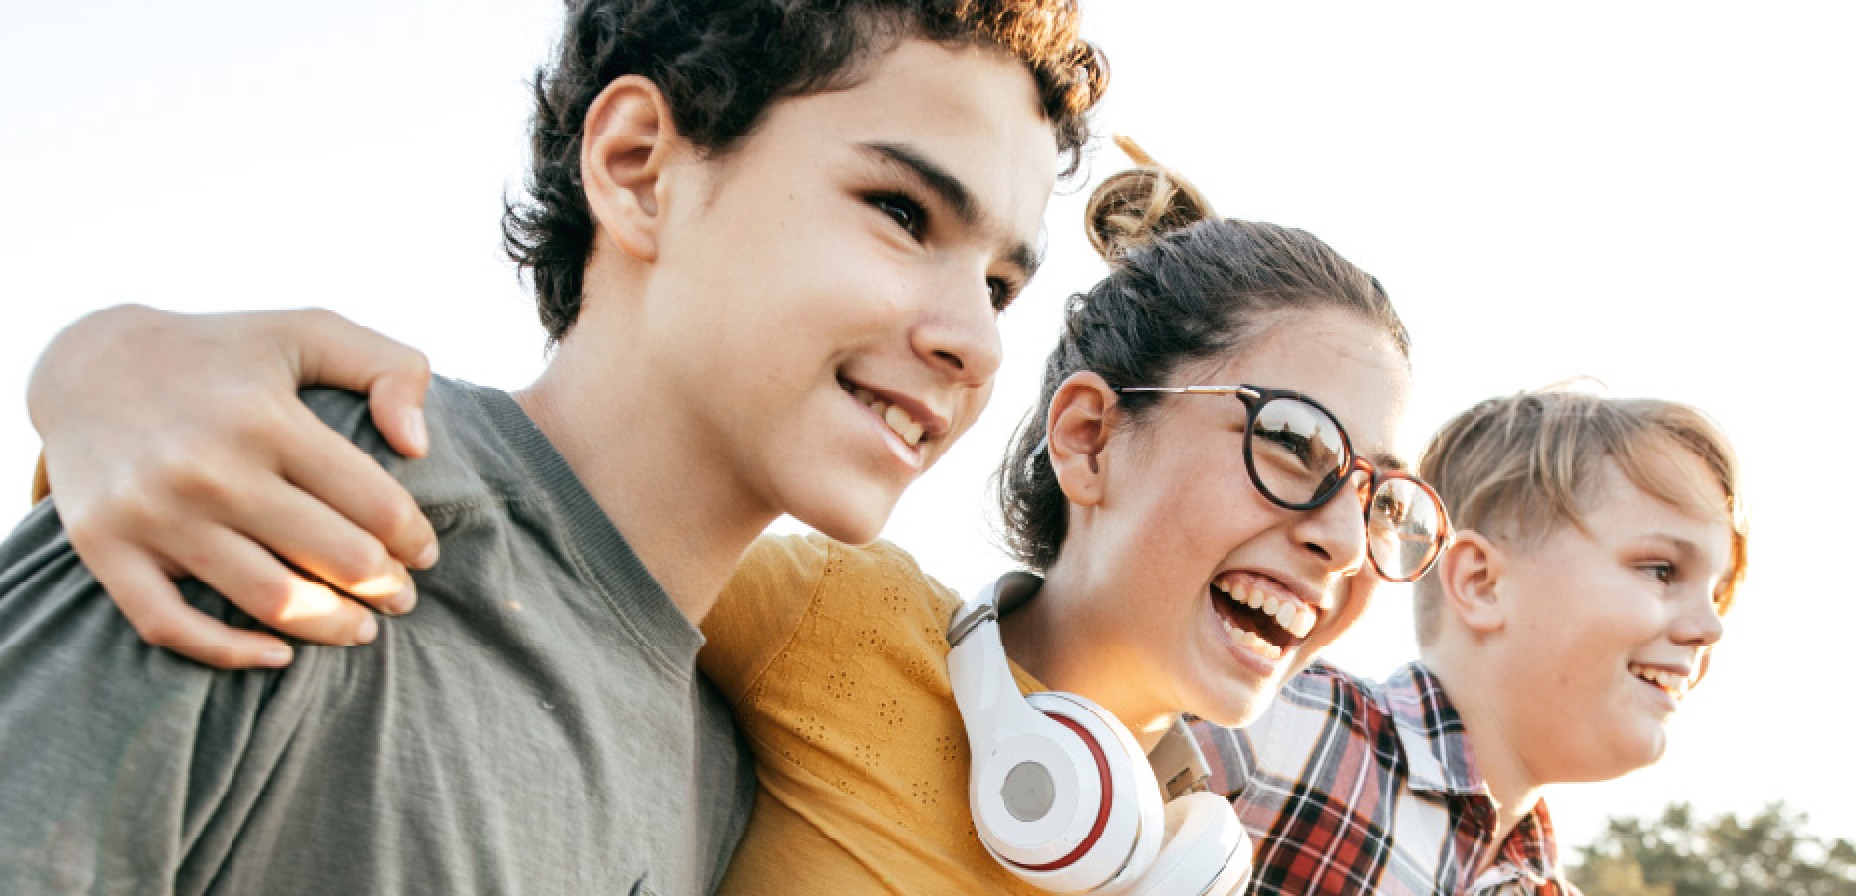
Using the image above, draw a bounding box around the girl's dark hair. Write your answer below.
[997,151,1412,570]
[504,0,1107,345]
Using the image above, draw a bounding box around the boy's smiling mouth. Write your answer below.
[1210,571,1319,662]
[838,375,938,450]
[1627,662,1695,701]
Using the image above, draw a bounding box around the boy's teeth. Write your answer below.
[849,385,926,448]
[883,405,925,447]
[1628,663,1692,699]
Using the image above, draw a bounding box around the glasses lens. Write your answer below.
[1367,477,1444,581]
[1248,397,1349,506]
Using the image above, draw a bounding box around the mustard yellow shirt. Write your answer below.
[700,534,1047,896]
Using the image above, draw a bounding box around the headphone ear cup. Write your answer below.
[1122,792,1253,896]
[1013,693,1167,894]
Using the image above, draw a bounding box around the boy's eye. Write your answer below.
[869,193,926,239]
[1641,562,1676,584]
[987,277,1020,312]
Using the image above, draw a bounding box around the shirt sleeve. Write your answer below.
[0,504,318,894]
[698,533,832,706]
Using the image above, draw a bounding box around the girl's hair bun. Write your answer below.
[1084,135,1216,261]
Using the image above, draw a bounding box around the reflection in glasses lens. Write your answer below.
[1245,395,1446,582]
[1367,477,1444,581]
[1249,397,1347,505]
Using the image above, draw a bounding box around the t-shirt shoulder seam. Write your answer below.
[731,537,837,714]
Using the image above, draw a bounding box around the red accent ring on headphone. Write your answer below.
[1007,711,1116,873]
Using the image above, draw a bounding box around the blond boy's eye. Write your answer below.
[1642,562,1676,584]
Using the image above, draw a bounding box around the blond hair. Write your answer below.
[1413,391,1747,644]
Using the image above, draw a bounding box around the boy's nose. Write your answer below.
[911,273,1003,387]
[1671,589,1726,648]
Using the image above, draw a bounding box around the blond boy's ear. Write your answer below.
[1045,372,1117,508]
[31,452,50,505]
[1435,530,1506,637]
[580,74,680,264]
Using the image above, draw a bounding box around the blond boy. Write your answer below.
[1197,391,1746,896]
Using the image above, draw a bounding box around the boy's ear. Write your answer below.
[1436,530,1506,636]
[580,75,678,263]
[1045,372,1117,507]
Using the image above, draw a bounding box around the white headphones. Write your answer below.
[947,572,1254,896]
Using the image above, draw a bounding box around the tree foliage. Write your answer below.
[1570,803,1856,896]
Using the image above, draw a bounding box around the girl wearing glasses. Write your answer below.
[24,152,1442,894]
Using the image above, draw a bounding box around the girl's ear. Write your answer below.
[1045,372,1117,507]
[580,75,680,263]
[1436,530,1506,636]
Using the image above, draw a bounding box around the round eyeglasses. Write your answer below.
[1113,384,1453,582]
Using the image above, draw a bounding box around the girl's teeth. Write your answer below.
[1212,577,1317,640]
[1221,616,1283,660]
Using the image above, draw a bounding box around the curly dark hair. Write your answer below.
[503,0,1107,344]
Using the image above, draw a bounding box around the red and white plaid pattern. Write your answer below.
[1193,662,1581,896]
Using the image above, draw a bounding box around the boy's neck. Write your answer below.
[514,350,775,626]
[1421,651,1545,863]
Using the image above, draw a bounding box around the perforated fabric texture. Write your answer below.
[698,534,1054,895]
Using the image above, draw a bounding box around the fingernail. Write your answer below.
[404,407,429,456]
[260,645,295,667]
[355,613,379,645]
[414,542,439,570]
[387,583,418,616]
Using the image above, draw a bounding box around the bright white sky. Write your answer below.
[4,1,1853,851]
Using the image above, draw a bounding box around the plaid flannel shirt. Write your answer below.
[1193,661,1581,896]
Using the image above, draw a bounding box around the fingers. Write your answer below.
[276,310,439,570]
[26,305,438,665]
[172,526,381,651]
[81,545,298,671]
[279,401,438,577]
[285,309,434,459]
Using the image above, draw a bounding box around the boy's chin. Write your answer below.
[784,487,901,547]
[1574,726,1670,783]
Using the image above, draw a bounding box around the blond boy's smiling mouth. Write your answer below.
[1627,661,1696,702]
[1209,571,1320,663]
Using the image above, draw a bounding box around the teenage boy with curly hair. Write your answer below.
[0,1,1103,892]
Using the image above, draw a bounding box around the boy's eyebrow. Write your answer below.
[1643,533,1705,558]
[1367,452,1408,473]
[859,142,1042,280]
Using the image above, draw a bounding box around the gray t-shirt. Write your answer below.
[0,378,754,895]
